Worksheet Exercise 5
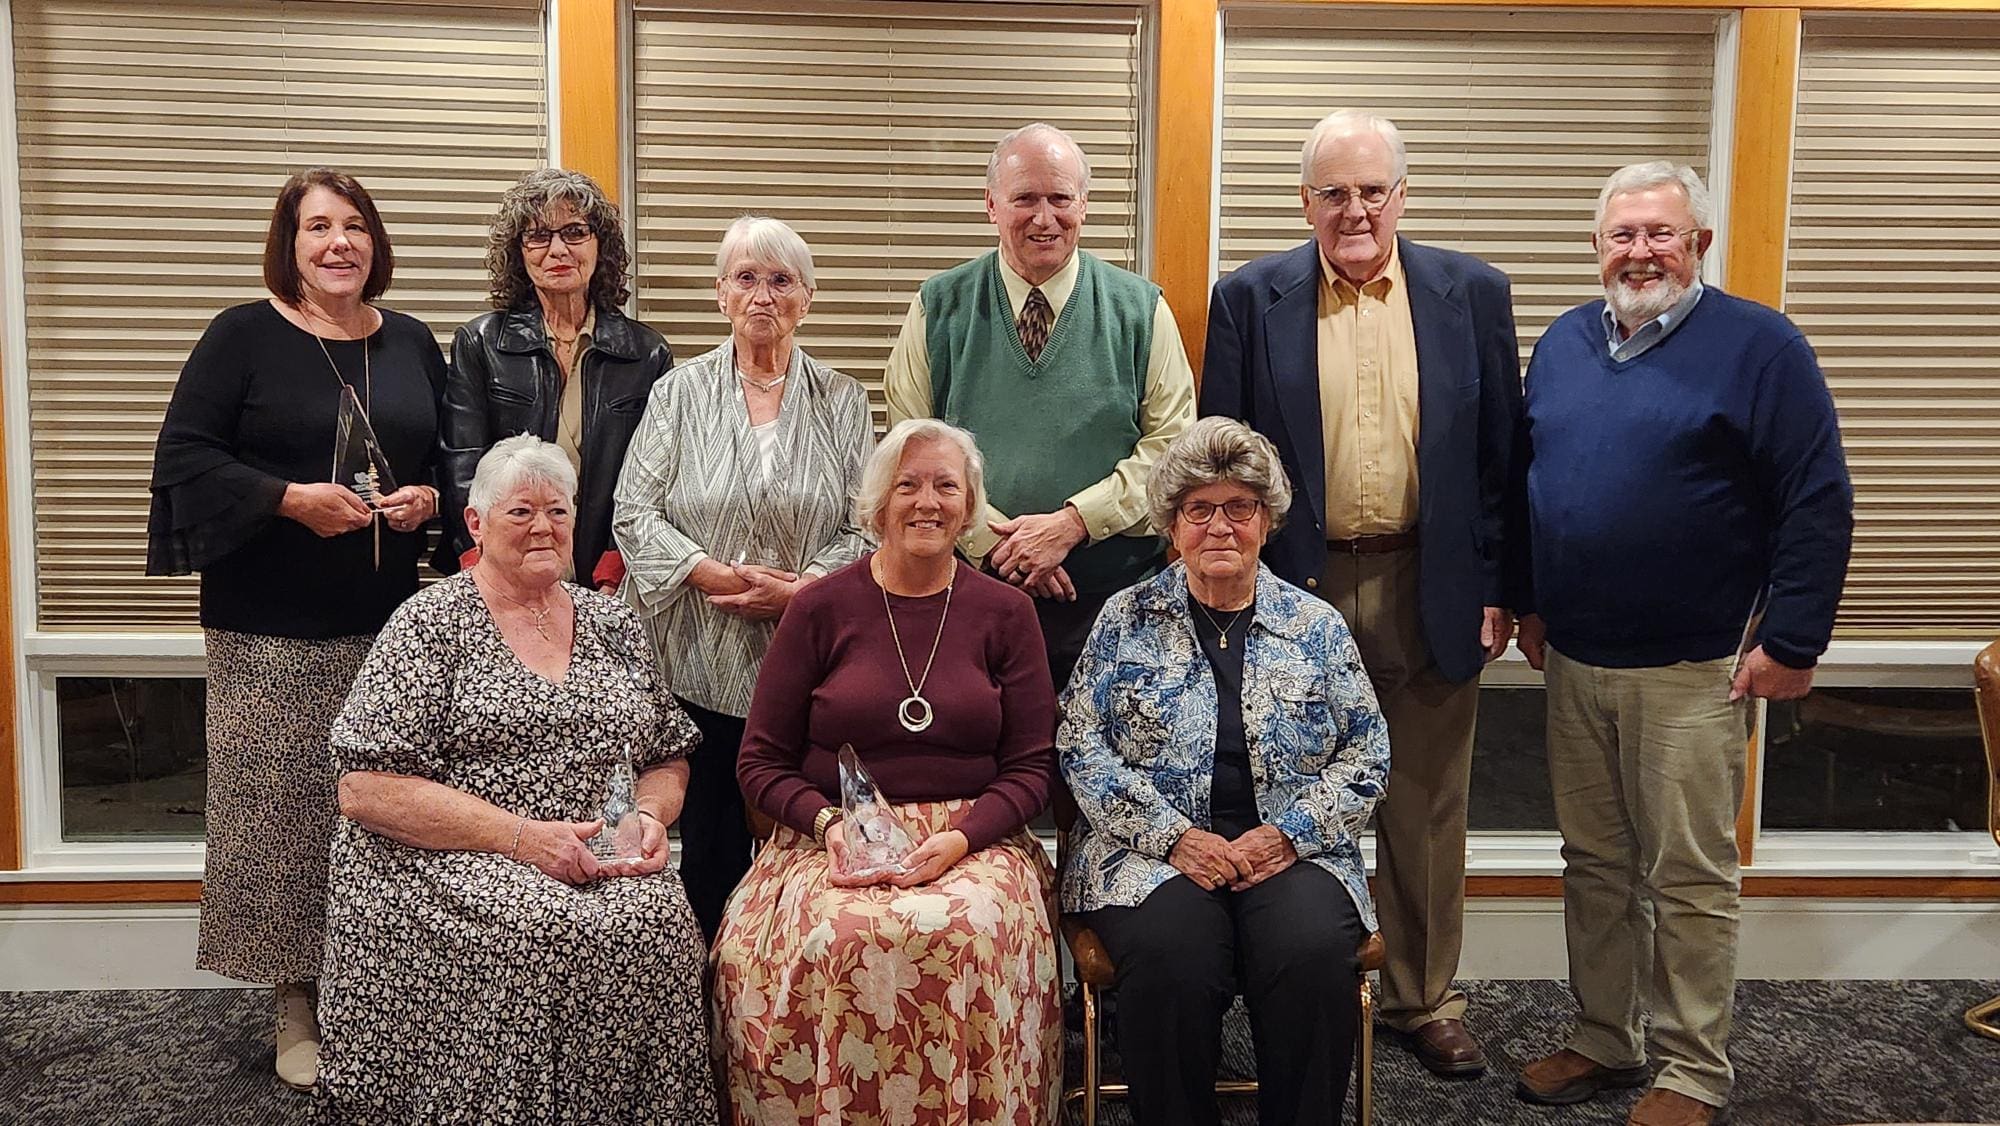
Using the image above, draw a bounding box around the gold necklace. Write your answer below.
[492,583,561,642]
[879,560,952,733]
[1192,598,1250,650]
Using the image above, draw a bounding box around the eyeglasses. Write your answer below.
[521,223,595,249]
[726,269,803,297]
[1599,226,1695,250]
[1178,498,1263,525]
[1306,178,1403,213]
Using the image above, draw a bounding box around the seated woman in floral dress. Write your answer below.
[314,435,717,1124]
[715,418,1061,1124]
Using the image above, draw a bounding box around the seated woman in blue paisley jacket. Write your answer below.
[1059,415,1390,1126]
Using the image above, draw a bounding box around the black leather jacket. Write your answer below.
[440,305,673,580]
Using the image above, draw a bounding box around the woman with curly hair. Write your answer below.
[440,167,672,590]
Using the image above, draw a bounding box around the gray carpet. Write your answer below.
[2,980,1996,1125]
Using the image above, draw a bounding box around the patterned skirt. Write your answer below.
[197,629,372,983]
[712,800,1062,1125]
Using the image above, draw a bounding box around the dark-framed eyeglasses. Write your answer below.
[1177,498,1263,525]
[1599,226,1696,250]
[521,222,595,249]
[1305,178,1403,213]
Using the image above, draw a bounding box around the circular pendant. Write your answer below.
[898,695,934,733]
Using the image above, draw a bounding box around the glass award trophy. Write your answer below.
[836,743,916,879]
[333,386,397,568]
[592,743,647,866]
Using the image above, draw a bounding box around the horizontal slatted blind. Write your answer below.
[1786,16,2000,637]
[632,0,1145,429]
[11,0,546,630]
[1219,5,1719,360]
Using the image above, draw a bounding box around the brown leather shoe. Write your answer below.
[1627,1088,1719,1125]
[1401,1017,1488,1077]
[1515,1048,1651,1105]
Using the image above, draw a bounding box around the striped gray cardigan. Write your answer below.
[612,340,873,716]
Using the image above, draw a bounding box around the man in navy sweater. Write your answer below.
[1513,163,1852,1126]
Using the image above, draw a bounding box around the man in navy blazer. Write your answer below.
[1200,110,1526,1078]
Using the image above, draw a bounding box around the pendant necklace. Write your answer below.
[1193,598,1249,650]
[737,368,786,393]
[494,584,558,642]
[302,304,381,569]
[881,566,953,733]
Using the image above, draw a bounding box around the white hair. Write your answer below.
[986,122,1092,198]
[714,214,817,290]
[467,434,577,517]
[854,418,987,545]
[1299,110,1408,184]
[1595,161,1712,229]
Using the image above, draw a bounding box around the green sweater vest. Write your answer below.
[920,250,1163,593]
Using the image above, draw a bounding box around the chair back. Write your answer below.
[1974,638,2000,850]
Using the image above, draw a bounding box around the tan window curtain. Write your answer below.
[631,0,1146,429]
[11,0,547,630]
[1218,5,1719,357]
[1787,15,2000,638]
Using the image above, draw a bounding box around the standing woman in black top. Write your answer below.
[439,168,672,590]
[145,168,445,1090]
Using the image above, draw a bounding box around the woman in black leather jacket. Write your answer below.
[440,168,672,589]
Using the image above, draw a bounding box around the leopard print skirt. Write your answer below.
[196,629,373,984]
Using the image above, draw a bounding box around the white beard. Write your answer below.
[1603,263,1692,330]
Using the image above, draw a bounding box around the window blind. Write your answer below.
[11,0,546,629]
[1218,5,1720,360]
[1786,15,2000,637]
[631,0,1147,430]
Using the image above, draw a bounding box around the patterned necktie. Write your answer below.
[1017,287,1053,362]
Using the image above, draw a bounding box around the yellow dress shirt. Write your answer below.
[883,251,1196,562]
[553,308,597,477]
[1318,244,1420,539]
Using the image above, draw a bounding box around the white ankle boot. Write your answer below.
[275,981,321,1090]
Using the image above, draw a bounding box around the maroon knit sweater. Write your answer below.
[736,554,1055,851]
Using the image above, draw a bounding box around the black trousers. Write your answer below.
[1034,589,1113,696]
[1085,863,1365,1126]
[675,697,753,945]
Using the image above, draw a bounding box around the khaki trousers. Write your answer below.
[1320,545,1479,1030]
[1543,645,1753,1107]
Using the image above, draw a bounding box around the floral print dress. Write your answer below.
[314,573,718,1124]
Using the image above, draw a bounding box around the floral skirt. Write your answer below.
[711,800,1061,1125]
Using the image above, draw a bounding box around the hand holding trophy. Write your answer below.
[827,743,917,886]
[333,385,397,568]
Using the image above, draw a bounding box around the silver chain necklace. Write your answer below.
[881,570,953,733]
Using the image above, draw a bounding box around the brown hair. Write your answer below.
[262,168,394,304]
[483,168,631,311]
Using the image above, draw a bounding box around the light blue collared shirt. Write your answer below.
[1603,279,1705,362]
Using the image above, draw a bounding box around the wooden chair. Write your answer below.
[1966,638,2000,1042]
[1054,790,1382,1125]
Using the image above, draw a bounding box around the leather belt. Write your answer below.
[1327,532,1418,555]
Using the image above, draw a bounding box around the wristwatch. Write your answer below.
[812,806,842,845]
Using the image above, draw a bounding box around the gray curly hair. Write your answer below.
[483,168,632,311]
[1146,417,1292,535]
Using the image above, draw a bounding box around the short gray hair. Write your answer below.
[1147,417,1293,535]
[715,214,817,291]
[1300,110,1408,185]
[854,419,988,544]
[1595,161,1712,229]
[467,434,577,517]
[986,122,1092,198]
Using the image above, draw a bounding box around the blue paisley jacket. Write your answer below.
[1058,562,1389,929]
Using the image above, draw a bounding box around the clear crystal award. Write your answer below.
[592,743,647,866]
[333,385,397,511]
[836,743,916,879]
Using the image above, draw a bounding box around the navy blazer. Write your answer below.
[1199,237,1526,685]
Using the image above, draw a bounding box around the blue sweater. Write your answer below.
[1522,288,1852,669]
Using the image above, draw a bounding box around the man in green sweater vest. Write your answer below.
[885,122,1194,691]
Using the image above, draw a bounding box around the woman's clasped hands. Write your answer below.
[512,811,672,886]
[1169,824,1298,893]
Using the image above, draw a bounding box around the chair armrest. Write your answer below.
[1359,931,1385,973]
[1060,916,1117,987]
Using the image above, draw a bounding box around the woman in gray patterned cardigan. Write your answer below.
[612,215,874,941]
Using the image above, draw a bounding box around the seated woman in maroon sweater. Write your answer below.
[716,418,1061,1123]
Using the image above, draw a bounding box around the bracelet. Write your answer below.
[811,805,842,846]
[507,816,526,860]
